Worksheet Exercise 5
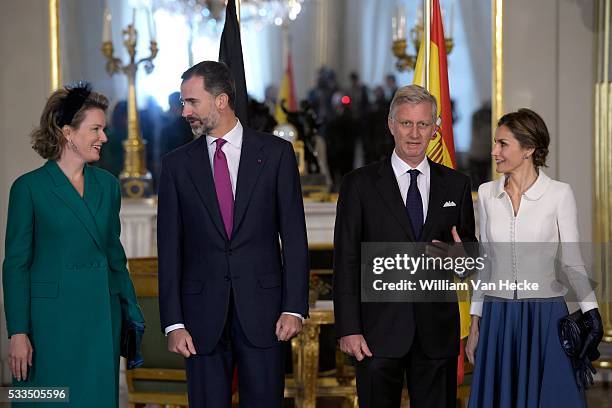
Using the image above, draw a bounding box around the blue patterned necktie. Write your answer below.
[406,169,423,240]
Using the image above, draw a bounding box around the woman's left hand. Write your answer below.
[580,308,603,361]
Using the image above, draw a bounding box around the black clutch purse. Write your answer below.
[558,311,599,389]
[121,320,145,369]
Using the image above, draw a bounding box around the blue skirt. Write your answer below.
[468,297,585,408]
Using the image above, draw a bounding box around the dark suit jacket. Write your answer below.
[157,128,309,354]
[333,158,476,359]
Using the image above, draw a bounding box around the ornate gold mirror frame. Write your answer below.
[49,0,61,90]
[595,0,612,334]
[49,0,504,182]
[49,0,612,361]
[492,0,503,179]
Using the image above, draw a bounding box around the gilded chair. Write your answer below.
[282,245,358,408]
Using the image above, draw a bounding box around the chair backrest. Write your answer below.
[126,257,187,396]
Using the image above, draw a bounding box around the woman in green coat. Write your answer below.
[2,83,144,407]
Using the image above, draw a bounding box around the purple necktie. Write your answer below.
[213,138,234,238]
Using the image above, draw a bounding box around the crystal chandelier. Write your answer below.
[241,0,306,26]
[152,0,307,27]
[151,0,226,22]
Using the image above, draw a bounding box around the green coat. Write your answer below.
[2,160,144,407]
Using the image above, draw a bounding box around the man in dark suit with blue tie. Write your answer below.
[157,61,309,407]
[333,85,476,408]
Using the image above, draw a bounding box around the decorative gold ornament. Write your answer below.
[391,2,454,72]
[101,8,157,198]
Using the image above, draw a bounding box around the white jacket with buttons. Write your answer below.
[470,171,598,316]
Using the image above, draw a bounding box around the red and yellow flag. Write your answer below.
[413,0,468,384]
[275,51,297,124]
[413,0,456,169]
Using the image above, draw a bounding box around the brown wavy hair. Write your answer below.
[31,88,109,160]
[497,108,550,168]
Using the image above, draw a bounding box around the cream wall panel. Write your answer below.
[503,0,595,240]
[0,0,49,384]
[557,0,595,241]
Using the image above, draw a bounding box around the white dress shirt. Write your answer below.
[391,151,430,220]
[165,120,303,335]
[470,171,598,316]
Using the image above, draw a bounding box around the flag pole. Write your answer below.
[283,25,289,66]
[424,0,431,90]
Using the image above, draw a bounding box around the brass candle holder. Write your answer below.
[101,22,158,198]
[392,38,417,72]
[391,12,454,72]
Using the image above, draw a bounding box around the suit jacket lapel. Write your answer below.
[186,136,228,240]
[375,159,415,241]
[45,161,103,250]
[421,160,447,241]
[233,129,266,235]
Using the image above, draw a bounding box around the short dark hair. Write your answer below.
[31,87,108,160]
[181,61,236,110]
[497,108,550,168]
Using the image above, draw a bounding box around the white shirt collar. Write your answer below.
[494,170,551,200]
[206,119,243,149]
[391,150,430,179]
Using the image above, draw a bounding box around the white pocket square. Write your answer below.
[442,201,456,207]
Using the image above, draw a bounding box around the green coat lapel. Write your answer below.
[83,165,103,218]
[45,161,104,250]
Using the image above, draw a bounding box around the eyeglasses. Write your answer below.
[393,119,434,131]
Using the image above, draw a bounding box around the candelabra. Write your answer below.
[391,4,454,72]
[101,9,158,198]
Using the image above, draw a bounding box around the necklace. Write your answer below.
[505,171,538,196]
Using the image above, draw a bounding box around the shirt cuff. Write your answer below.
[579,292,598,313]
[469,301,483,317]
[282,312,305,322]
[164,323,185,336]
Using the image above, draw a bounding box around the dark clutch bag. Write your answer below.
[559,311,601,361]
[121,320,145,370]
[558,310,599,389]
[559,311,585,358]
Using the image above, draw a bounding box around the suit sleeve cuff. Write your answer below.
[164,323,185,336]
[282,312,305,322]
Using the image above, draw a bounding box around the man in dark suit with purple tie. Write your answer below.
[157,61,309,408]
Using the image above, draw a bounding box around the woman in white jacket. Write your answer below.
[465,108,602,408]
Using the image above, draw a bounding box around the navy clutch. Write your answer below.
[558,311,599,389]
[559,311,584,358]
[559,311,601,361]
[121,320,145,369]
